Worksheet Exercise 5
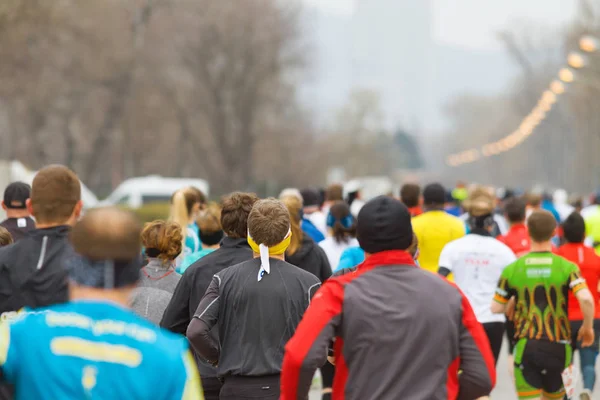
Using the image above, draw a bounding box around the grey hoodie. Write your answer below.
[130,259,181,325]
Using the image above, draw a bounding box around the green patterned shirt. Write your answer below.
[494,252,586,343]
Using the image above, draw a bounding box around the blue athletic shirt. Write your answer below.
[0,300,203,400]
[185,223,202,257]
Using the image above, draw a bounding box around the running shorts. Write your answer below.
[513,338,572,400]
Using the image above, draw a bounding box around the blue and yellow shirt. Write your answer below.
[0,301,203,400]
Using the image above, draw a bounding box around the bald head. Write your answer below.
[70,207,142,261]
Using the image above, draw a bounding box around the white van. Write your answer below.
[99,176,210,209]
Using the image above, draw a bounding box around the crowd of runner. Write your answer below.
[0,165,599,399]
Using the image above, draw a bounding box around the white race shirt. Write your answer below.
[319,237,359,272]
[439,234,516,324]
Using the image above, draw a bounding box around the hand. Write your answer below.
[505,297,516,321]
[578,326,595,347]
[327,356,336,366]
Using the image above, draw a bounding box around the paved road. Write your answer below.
[309,339,600,399]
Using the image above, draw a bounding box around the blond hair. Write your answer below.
[169,187,202,251]
[280,195,303,256]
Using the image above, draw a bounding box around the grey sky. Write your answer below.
[303,0,575,50]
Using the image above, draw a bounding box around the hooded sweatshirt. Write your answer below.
[286,235,332,283]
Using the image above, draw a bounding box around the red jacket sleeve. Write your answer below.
[456,285,497,399]
[281,280,344,400]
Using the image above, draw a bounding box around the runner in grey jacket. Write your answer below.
[281,196,496,400]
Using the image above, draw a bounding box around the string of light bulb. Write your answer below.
[446,35,598,167]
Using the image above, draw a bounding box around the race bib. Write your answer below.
[561,364,578,399]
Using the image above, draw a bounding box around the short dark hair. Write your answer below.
[527,210,556,243]
[400,184,420,208]
[422,183,446,206]
[325,184,344,202]
[504,197,527,223]
[0,226,13,247]
[562,212,586,244]
[248,199,290,247]
[31,165,81,224]
[70,207,142,261]
[220,192,259,239]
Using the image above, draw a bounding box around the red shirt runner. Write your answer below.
[497,224,531,257]
[556,243,600,320]
[408,206,423,217]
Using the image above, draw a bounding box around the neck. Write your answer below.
[253,252,285,261]
[530,241,553,252]
[146,258,173,268]
[510,221,526,228]
[204,244,220,250]
[35,222,69,229]
[6,209,30,219]
[424,205,444,212]
[35,215,76,230]
[69,285,133,308]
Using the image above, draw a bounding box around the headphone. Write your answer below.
[327,213,354,229]
[467,214,495,232]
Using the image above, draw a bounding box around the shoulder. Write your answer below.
[217,258,257,279]
[319,238,334,250]
[442,236,464,251]
[447,214,466,229]
[0,241,19,263]
[280,260,320,282]
[411,213,427,226]
[488,237,516,256]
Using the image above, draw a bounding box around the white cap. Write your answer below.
[279,188,303,203]
[344,180,362,198]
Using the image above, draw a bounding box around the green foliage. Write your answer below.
[125,203,170,223]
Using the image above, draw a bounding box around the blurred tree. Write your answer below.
[393,129,423,170]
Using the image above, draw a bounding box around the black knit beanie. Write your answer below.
[357,196,413,254]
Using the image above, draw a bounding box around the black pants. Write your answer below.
[220,375,280,400]
[483,322,505,366]
[505,319,516,355]
[321,362,335,388]
[201,376,223,400]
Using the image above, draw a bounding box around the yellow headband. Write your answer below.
[247,229,292,281]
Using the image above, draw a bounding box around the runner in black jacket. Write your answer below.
[160,192,258,400]
[0,165,83,400]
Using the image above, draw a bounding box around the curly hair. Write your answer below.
[141,220,183,263]
[0,226,13,247]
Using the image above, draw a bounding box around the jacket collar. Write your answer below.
[220,236,251,249]
[29,225,71,238]
[357,250,416,272]
[509,223,527,232]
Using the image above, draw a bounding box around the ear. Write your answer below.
[1,201,6,211]
[26,198,34,216]
[73,200,83,220]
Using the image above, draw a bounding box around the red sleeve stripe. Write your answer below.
[459,287,497,388]
[332,338,348,400]
[281,281,345,399]
[446,357,460,400]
